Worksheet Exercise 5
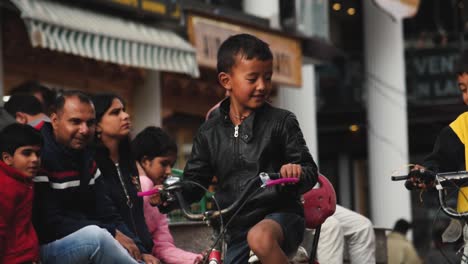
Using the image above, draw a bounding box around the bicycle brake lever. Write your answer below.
[259,172,270,185]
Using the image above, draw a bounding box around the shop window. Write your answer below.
[280,0,330,39]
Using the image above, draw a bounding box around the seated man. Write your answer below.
[387,219,422,264]
[33,90,142,264]
[316,205,375,264]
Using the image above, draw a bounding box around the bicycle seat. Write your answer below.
[303,174,337,229]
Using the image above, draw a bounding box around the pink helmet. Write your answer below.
[303,174,337,229]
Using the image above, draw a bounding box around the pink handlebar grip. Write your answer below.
[265,178,299,187]
[137,188,159,197]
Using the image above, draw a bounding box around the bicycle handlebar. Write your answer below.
[160,172,295,222]
[264,177,299,187]
[392,169,468,219]
[137,188,159,197]
[391,175,409,181]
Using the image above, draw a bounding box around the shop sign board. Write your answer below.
[101,0,180,19]
[187,14,302,87]
[406,48,461,105]
[374,0,420,20]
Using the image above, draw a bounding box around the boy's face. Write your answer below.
[2,145,41,178]
[141,153,176,185]
[219,55,273,112]
[458,73,468,105]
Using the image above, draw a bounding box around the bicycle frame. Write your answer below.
[435,171,468,219]
[141,172,335,264]
[147,172,298,264]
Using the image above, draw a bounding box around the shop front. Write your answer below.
[2,0,199,132]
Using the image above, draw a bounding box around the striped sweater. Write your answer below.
[32,122,117,244]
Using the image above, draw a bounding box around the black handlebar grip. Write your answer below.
[391,175,409,181]
[268,172,281,179]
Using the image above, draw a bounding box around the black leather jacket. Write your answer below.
[183,98,318,229]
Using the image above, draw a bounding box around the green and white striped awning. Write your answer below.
[10,0,199,77]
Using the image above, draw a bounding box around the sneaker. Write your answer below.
[248,250,260,263]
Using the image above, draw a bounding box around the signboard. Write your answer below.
[187,15,302,87]
[374,0,420,20]
[103,0,180,19]
[406,48,461,105]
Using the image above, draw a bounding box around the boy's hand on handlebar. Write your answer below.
[404,165,435,190]
[280,163,302,179]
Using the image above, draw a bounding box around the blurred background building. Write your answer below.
[1,0,467,257]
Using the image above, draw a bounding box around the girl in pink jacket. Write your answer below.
[132,126,203,264]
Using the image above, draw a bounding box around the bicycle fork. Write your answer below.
[208,249,222,264]
[206,227,224,264]
[463,224,468,264]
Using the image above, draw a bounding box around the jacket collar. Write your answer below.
[219,97,270,143]
[0,159,33,183]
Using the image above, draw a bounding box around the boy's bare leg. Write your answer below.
[247,219,289,264]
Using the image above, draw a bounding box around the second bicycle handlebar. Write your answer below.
[392,170,468,219]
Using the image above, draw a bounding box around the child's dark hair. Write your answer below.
[217,33,273,74]
[0,123,42,155]
[455,50,468,76]
[131,126,177,162]
[4,95,43,117]
[11,81,57,114]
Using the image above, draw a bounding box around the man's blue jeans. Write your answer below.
[40,225,140,264]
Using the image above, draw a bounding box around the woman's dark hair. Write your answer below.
[91,93,125,123]
[0,123,42,155]
[131,126,177,162]
[92,93,135,174]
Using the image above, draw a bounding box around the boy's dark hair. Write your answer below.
[10,81,56,113]
[217,33,273,74]
[4,95,43,117]
[55,90,93,114]
[0,123,42,156]
[131,126,177,162]
[455,50,468,75]
[393,219,412,235]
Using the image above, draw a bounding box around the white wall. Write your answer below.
[364,1,411,228]
[274,65,319,161]
[132,71,161,134]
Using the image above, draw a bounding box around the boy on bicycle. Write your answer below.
[171,34,318,264]
[405,50,468,260]
[406,50,468,194]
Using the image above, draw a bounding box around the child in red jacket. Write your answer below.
[0,123,42,264]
